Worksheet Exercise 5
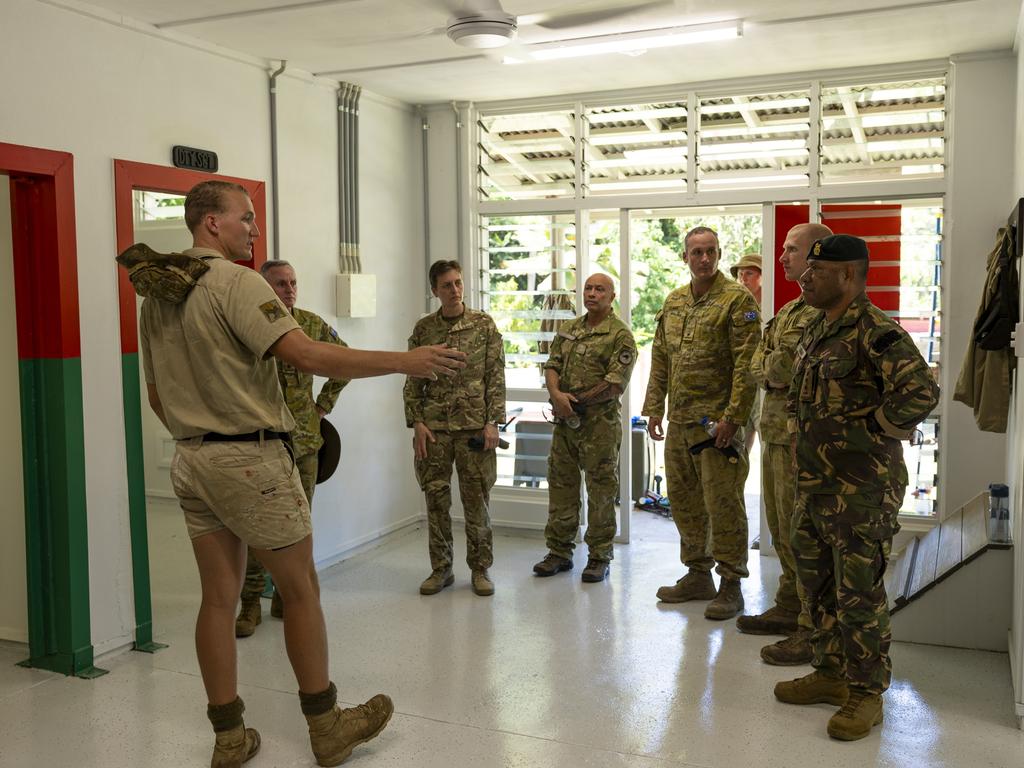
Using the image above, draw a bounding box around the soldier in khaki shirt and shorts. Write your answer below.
[134,181,465,768]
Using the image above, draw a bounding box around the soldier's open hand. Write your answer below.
[405,344,467,379]
[413,422,436,460]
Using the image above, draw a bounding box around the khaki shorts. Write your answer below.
[170,437,312,549]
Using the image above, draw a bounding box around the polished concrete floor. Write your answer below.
[1,503,1022,767]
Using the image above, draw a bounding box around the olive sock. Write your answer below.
[207,696,245,733]
[299,681,338,717]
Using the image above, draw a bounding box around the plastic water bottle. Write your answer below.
[701,416,744,453]
[988,483,1011,544]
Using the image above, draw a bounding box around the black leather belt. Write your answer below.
[201,430,289,442]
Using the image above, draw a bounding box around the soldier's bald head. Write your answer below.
[790,223,833,252]
[586,273,615,291]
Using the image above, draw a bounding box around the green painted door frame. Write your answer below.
[2,144,104,678]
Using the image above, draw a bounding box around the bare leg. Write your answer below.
[191,528,247,705]
[251,535,329,694]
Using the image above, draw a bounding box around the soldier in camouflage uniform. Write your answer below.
[532,274,637,583]
[773,235,939,741]
[642,227,761,620]
[404,260,506,597]
[235,260,349,638]
[736,223,833,667]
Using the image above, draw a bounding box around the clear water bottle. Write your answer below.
[700,416,743,463]
[988,483,1011,544]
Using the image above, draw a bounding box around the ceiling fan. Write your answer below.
[350,0,675,51]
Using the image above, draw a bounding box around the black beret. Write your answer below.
[809,234,869,262]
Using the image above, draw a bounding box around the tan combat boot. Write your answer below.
[419,569,454,595]
[774,670,850,706]
[736,605,799,636]
[760,630,814,666]
[827,690,884,741]
[234,599,261,638]
[655,570,717,603]
[704,578,744,620]
[305,693,394,766]
[270,589,284,619]
[471,569,495,596]
[208,697,260,768]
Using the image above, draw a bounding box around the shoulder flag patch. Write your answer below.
[743,311,758,321]
[872,329,903,353]
[259,300,287,323]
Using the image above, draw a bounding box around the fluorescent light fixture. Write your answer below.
[504,20,741,64]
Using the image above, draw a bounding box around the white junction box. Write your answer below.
[336,273,376,318]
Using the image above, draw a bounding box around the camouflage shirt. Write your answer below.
[543,312,637,412]
[750,296,818,445]
[403,306,506,431]
[642,271,761,425]
[787,293,939,495]
[279,307,350,457]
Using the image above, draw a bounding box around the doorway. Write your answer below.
[0,142,98,677]
[112,160,267,651]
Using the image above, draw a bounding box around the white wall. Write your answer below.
[0,0,424,656]
[0,175,29,643]
[942,53,1017,515]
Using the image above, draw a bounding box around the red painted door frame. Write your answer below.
[0,141,99,677]
[112,160,267,652]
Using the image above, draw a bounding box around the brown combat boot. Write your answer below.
[471,569,495,596]
[736,605,799,636]
[270,589,284,619]
[761,630,814,666]
[827,690,884,741]
[774,670,850,706]
[581,559,610,583]
[234,599,261,638]
[303,685,394,767]
[208,697,260,768]
[655,570,717,603]
[532,553,573,577]
[704,578,744,620]
[419,569,454,595]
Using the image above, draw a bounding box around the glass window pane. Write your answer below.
[478,110,577,201]
[820,77,946,184]
[496,400,553,488]
[481,214,577,389]
[698,90,811,190]
[583,101,688,196]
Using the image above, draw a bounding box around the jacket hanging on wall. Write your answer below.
[953,226,1019,432]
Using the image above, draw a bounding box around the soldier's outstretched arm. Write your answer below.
[271,329,466,380]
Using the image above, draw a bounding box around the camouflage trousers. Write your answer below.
[415,429,495,572]
[762,442,811,628]
[241,451,317,602]
[545,404,621,562]
[664,421,749,580]
[793,490,901,694]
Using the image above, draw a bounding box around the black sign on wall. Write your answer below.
[172,145,219,173]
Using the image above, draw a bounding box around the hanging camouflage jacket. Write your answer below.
[279,307,350,457]
[403,307,506,431]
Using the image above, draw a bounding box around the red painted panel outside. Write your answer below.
[773,204,810,314]
[113,160,268,353]
[0,143,81,360]
[822,204,902,317]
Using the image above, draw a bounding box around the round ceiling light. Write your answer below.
[447,16,517,49]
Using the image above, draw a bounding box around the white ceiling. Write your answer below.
[70,0,1021,103]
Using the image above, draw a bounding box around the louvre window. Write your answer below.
[478,111,577,200]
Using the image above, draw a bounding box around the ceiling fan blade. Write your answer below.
[324,26,447,47]
[426,0,507,15]
[532,0,672,31]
